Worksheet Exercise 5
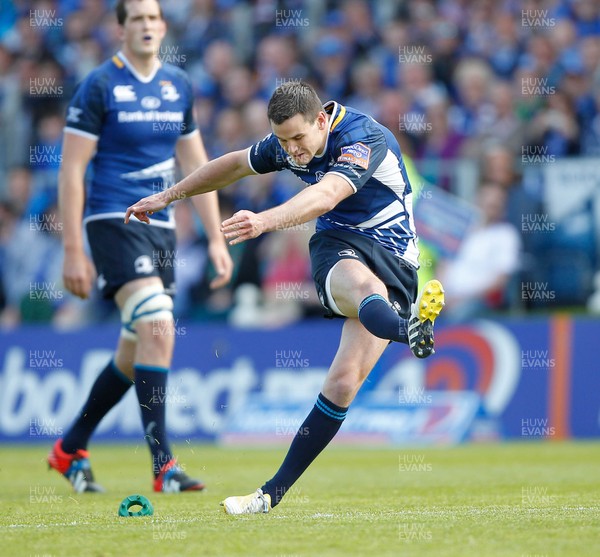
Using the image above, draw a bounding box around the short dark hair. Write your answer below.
[115,0,164,25]
[267,81,323,125]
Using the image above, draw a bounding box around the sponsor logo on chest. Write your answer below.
[113,84,137,102]
[141,96,161,109]
[113,82,183,124]
[160,81,180,101]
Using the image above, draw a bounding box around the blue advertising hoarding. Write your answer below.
[0,317,598,443]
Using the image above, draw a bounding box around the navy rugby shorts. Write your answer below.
[309,229,418,319]
[86,218,176,299]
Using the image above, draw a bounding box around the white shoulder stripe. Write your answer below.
[246,147,259,174]
[177,129,200,141]
[64,127,99,141]
[326,171,357,192]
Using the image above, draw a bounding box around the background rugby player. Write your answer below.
[48,0,232,493]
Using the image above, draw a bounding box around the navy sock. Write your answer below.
[262,393,348,506]
[358,294,408,343]
[134,364,173,477]
[62,360,133,453]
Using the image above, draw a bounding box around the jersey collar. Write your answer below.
[116,50,161,83]
[315,101,346,158]
[324,101,346,132]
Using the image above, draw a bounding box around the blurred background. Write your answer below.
[0,0,599,445]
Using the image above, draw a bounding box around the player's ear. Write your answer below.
[317,111,327,130]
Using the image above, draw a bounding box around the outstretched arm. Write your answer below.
[221,173,354,245]
[125,148,253,224]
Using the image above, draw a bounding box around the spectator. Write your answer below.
[0,199,20,316]
[341,0,380,58]
[554,0,600,38]
[310,35,351,100]
[210,107,248,157]
[180,0,232,66]
[221,64,257,109]
[479,80,524,153]
[520,33,558,77]
[255,34,308,98]
[260,223,318,326]
[373,88,415,157]
[512,65,546,121]
[58,10,103,82]
[480,144,541,234]
[4,165,31,216]
[401,60,447,114]
[241,98,271,142]
[550,19,580,75]
[488,10,521,79]
[371,19,410,88]
[0,193,84,328]
[581,87,600,155]
[406,0,439,43]
[430,20,461,93]
[581,34,600,81]
[437,182,521,322]
[526,89,581,156]
[416,100,464,190]
[191,39,237,109]
[400,60,447,153]
[449,58,494,143]
[346,59,383,116]
[30,112,64,193]
[0,0,17,39]
[2,0,599,320]
[171,200,209,319]
[461,0,496,59]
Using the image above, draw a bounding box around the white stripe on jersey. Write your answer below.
[402,192,420,267]
[356,199,405,228]
[120,157,176,180]
[371,149,407,196]
[83,212,175,229]
[177,129,200,141]
[64,127,99,141]
[327,171,357,192]
[246,146,259,174]
[369,148,420,267]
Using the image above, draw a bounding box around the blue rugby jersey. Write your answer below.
[64,51,197,228]
[248,102,420,268]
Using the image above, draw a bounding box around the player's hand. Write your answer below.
[207,239,233,289]
[125,192,170,224]
[221,210,266,246]
[63,249,96,299]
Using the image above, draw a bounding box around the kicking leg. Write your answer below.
[221,319,389,514]
[330,259,445,358]
[328,258,409,344]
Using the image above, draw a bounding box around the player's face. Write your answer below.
[271,111,328,165]
[119,0,166,59]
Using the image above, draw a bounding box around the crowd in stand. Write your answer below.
[1,0,599,327]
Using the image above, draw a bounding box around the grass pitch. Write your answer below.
[1,442,598,557]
